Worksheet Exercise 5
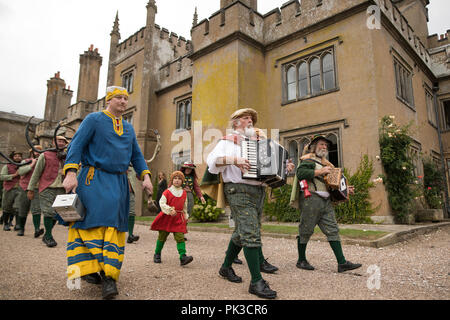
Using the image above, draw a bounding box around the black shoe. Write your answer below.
[127,234,140,243]
[3,223,11,231]
[17,229,24,236]
[34,228,44,238]
[296,260,315,271]
[248,279,277,299]
[14,224,21,231]
[260,259,278,274]
[233,257,243,264]
[81,273,102,285]
[180,254,193,266]
[338,261,362,273]
[219,266,242,283]
[101,276,118,300]
[42,235,57,247]
[153,253,161,263]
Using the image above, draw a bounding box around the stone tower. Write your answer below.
[138,0,157,142]
[44,72,73,122]
[393,0,429,46]
[76,45,102,103]
[220,0,257,11]
[107,12,120,87]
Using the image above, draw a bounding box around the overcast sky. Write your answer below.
[0,0,448,119]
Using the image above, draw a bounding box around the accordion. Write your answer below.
[241,139,289,188]
[324,168,349,202]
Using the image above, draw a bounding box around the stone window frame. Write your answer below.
[121,65,136,94]
[282,127,343,176]
[175,97,192,131]
[391,49,415,110]
[423,83,437,128]
[281,46,338,105]
[172,150,191,171]
[440,99,450,132]
[409,140,423,178]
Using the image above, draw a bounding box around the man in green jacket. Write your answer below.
[295,135,361,273]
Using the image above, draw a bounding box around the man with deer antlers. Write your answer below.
[27,136,68,247]
[63,86,153,300]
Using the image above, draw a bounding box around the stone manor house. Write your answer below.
[4,0,449,222]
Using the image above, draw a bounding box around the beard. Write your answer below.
[316,149,328,158]
[244,125,256,138]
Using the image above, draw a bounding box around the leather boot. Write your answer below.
[248,279,277,299]
[219,266,242,283]
[100,271,118,300]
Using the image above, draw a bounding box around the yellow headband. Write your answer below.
[106,86,129,101]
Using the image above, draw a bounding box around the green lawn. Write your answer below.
[136,216,388,240]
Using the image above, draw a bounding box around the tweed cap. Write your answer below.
[230,108,257,125]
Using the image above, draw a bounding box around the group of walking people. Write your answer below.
[1,86,362,300]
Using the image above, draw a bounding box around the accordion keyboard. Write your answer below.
[241,140,258,178]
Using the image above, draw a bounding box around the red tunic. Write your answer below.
[151,188,188,234]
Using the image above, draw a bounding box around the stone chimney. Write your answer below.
[44,72,73,122]
[76,45,102,103]
[107,12,121,87]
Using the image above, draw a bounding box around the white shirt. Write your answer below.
[159,185,188,219]
[206,135,264,186]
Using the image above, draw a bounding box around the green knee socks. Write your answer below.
[297,238,308,262]
[128,216,135,235]
[329,241,346,265]
[155,239,165,254]
[43,217,54,238]
[32,214,41,231]
[222,240,242,268]
[243,247,263,284]
[176,242,186,259]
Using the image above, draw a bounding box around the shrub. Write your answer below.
[263,184,301,222]
[422,157,444,209]
[378,115,417,222]
[334,155,379,223]
[191,195,224,222]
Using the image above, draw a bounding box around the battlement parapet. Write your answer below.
[375,0,431,67]
[191,0,368,56]
[156,53,193,93]
[428,30,450,49]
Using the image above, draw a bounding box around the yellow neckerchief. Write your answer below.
[103,110,123,136]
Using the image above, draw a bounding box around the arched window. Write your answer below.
[286,65,296,101]
[298,62,308,98]
[176,98,192,130]
[299,137,311,157]
[185,100,192,129]
[322,53,335,91]
[289,140,299,172]
[310,58,321,95]
[325,133,339,167]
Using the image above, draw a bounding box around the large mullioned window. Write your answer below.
[283,48,337,104]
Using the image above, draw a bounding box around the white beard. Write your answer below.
[316,149,328,158]
[244,126,255,138]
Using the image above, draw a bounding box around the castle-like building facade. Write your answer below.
[30,0,449,222]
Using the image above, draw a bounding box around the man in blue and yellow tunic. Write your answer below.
[63,86,153,299]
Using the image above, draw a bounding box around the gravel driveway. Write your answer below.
[0,223,448,300]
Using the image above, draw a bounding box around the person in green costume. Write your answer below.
[16,146,44,237]
[293,134,361,273]
[206,107,294,299]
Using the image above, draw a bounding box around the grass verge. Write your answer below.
[136,216,388,240]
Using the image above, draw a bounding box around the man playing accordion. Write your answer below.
[294,134,361,273]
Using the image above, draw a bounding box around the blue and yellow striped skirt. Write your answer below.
[67,225,125,281]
